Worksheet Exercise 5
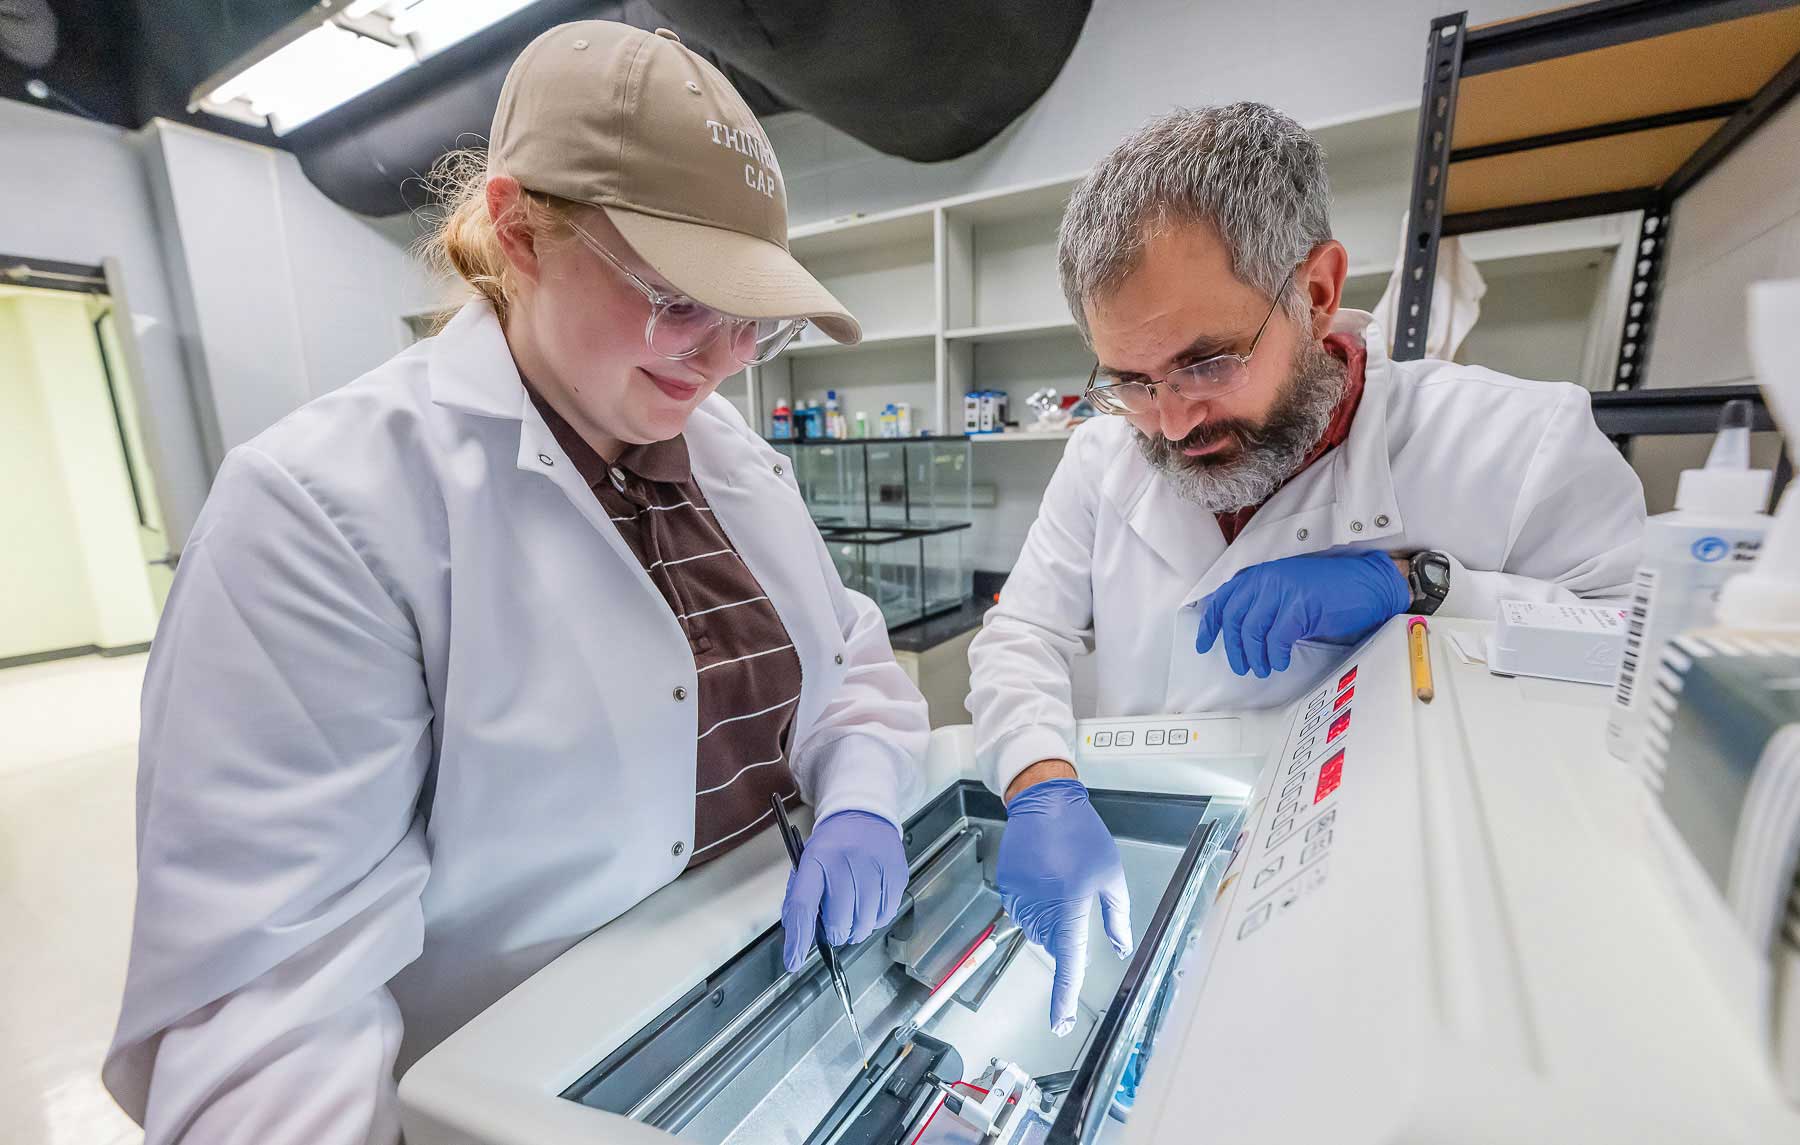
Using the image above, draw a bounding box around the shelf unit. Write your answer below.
[747,102,1659,449]
[1397,0,1800,388]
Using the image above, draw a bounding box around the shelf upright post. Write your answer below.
[1395,12,1467,361]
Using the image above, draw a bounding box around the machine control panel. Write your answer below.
[1077,714,1241,756]
[1231,662,1358,943]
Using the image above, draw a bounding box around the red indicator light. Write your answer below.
[1327,711,1351,742]
[1315,749,1345,802]
[1334,686,1354,710]
[1338,666,1357,690]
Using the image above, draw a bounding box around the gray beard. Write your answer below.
[1136,337,1349,513]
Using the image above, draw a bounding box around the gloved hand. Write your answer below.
[996,778,1133,1036]
[1196,550,1409,678]
[780,810,907,973]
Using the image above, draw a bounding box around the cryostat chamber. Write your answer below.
[399,707,1272,1145]
[402,616,1800,1145]
[561,779,1238,1144]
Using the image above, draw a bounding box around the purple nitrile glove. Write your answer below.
[779,810,907,973]
[996,778,1134,1036]
[1196,550,1409,678]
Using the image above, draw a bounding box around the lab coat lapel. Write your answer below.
[425,300,686,632]
[1111,451,1227,591]
[685,408,838,735]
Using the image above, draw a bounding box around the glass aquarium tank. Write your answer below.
[823,523,974,629]
[775,437,976,628]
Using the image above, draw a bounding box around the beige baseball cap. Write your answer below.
[487,21,859,345]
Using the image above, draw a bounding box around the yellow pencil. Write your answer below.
[1408,616,1434,703]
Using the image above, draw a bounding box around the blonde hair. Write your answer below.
[416,147,584,326]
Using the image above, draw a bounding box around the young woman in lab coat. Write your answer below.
[103,22,926,1144]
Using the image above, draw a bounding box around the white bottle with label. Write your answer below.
[1605,400,1773,762]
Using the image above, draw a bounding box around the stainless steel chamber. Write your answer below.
[559,781,1242,1145]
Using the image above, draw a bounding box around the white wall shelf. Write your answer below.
[786,327,937,358]
[969,428,1079,443]
[944,318,1078,344]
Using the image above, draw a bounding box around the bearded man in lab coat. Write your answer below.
[976,103,1646,1035]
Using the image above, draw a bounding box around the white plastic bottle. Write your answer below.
[824,390,846,439]
[1605,399,1773,762]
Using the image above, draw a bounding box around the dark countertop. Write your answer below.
[887,596,995,653]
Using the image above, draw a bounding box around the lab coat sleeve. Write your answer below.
[103,444,434,1145]
[965,425,1101,797]
[1435,384,1645,618]
[786,509,929,830]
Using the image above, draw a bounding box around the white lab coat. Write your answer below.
[103,301,928,1143]
[967,310,1645,796]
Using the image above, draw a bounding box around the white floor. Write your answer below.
[1,652,148,1145]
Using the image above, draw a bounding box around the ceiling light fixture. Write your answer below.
[190,0,543,136]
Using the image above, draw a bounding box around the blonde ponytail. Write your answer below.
[416,147,582,327]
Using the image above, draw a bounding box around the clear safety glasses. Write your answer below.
[570,222,808,366]
[1083,272,1293,415]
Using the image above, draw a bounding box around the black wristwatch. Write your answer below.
[1405,550,1451,615]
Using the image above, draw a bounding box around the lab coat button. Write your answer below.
[1375,514,1391,527]
[538,453,554,466]
[1296,527,1308,541]
[1350,520,1364,533]
[773,463,785,477]
[834,653,844,666]
[673,686,689,701]
[672,841,685,856]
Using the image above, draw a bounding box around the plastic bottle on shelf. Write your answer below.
[825,390,846,439]
[897,402,913,437]
[1604,398,1772,763]
[770,402,792,440]
[854,412,869,438]
[880,404,898,439]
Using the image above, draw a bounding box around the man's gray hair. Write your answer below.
[1058,102,1332,340]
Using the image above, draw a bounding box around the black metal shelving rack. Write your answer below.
[1399,0,1800,498]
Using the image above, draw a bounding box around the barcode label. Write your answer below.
[1611,567,1659,711]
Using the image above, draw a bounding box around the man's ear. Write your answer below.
[487,175,542,285]
[1302,240,1348,339]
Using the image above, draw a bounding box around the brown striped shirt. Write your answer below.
[528,388,804,866]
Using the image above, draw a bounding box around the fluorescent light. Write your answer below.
[190,0,545,136]
[389,0,542,60]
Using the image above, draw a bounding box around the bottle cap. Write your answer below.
[1675,467,1773,515]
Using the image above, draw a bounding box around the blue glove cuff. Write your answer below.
[1003,776,1089,816]
[1360,549,1412,614]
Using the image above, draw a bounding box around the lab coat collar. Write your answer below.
[426,301,529,421]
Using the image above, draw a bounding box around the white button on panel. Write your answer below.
[1279,882,1303,910]
[1146,729,1166,746]
[1093,731,1113,747]
[1301,833,1333,865]
[1282,775,1305,799]
[1167,728,1190,745]
[1115,730,1135,747]
[1253,856,1284,888]
[1305,810,1336,840]
[1304,861,1329,891]
[1288,755,1310,776]
[1238,902,1273,940]
[1268,816,1295,845]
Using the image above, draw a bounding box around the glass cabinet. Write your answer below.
[772,438,975,628]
